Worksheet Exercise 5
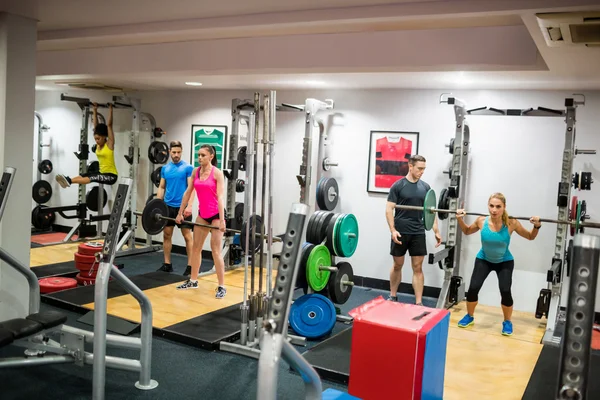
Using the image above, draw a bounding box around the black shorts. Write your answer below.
[200,213,220,224]
[81,172,118,185]
[390,234,427,257]
[165,205,192,229]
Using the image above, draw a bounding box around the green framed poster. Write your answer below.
[190,124,228,169]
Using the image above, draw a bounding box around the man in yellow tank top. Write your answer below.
[56,103,118,188]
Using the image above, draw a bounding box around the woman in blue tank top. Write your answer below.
[454,193,541,336]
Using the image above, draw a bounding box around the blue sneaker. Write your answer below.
[502,320,513,336]
[457,314,474,328]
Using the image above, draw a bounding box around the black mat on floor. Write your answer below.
[32,261,79,278]
[161,303,242,350]
[43,272,185,306]
[301,327,353,385]
[523,345,600,399]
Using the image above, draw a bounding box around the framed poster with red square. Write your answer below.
[367,130,419,194]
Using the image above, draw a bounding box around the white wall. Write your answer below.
[34,89,151,232]
[36,87,600,313]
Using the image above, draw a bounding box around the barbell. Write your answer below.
[135,198,281,252]
[396,189,600,232]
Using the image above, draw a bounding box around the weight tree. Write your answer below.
[220,92,314,358]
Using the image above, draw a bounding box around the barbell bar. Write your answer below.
[133,210,283,242]
[394,189,600,231]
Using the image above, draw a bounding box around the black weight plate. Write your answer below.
[88,161,100,174]
[449,138,455,154]
[328,261,354,304]
[320,177,339,211]
[316,212,334,244]
[296,243,314,291]
[438,188,448,221]
[235,179,245,193]
[151,167,162,188]
[237,146,247,171]
[241,214,264,254]
[148,141,169,164]
[326,213,341,255]
[142,198,169,235]
[316,177,325,209]
[37,159,53,174]
[86,186,108,212]
[32,180,52,204]
[146,193,157,205]
[312,211,327,244]
[230,202,244,231]
[306,212,320,244]
[31,205,55,230]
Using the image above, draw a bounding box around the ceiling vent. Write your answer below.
[536,12,600,47]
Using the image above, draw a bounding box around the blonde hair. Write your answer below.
[489,192,509,227]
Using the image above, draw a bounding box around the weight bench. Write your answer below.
[0,166,158,399]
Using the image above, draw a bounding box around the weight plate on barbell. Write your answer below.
[31,205,56,230]
[288,293,336,340]
[32,180,52,204]
[86,186,108,212]
[151,167,162,188]
[327,261,354,304]
[240,214,264,254]
[316,177,339,211]
[570,196,578,237]
[143,198,169,235]
[423,189,437,231]
[237,146,247,171]
[306,244,332,292]
[335,213,359,258]
[37,159,53,175]
[438,188,449,221]
[148,141,169,164]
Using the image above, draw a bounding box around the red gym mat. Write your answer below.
[592,325,600,350]
[39,277,78,294]
[31,232,78,245]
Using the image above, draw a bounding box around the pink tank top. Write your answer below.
[193,166,219,219]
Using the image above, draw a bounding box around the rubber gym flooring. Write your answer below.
[12,241,600,399]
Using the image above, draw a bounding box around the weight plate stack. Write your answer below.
[316,177,339,211]
[335,214,359,258]
[327,261,354,304]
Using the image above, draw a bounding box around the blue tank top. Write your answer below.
[476,217,514,263]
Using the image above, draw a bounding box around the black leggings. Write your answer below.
[466,258,514,307]
[82,172,118,185]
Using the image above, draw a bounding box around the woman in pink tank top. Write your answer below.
[175,145,227,298]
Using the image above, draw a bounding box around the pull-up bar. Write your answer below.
[60,94,133,110]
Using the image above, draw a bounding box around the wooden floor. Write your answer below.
[82,267,276,328]
[444,302,545,400]
[30,242,83,267]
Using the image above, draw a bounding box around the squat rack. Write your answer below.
[435,94,594,346]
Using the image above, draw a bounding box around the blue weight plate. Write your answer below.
[289,293,336,340]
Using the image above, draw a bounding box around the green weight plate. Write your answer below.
[336,213,359,257]
[332,213,344,257]
[306,244,332,292]
[423,189,436,231]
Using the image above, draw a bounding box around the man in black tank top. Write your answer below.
[385,155,442,305]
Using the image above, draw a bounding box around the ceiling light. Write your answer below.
[185,82,203,86]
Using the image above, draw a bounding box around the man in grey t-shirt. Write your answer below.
[385,155,441,305]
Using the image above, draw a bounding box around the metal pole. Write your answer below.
[556,234,600,400]
[267,90,276,298]
[244,111,257,344]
